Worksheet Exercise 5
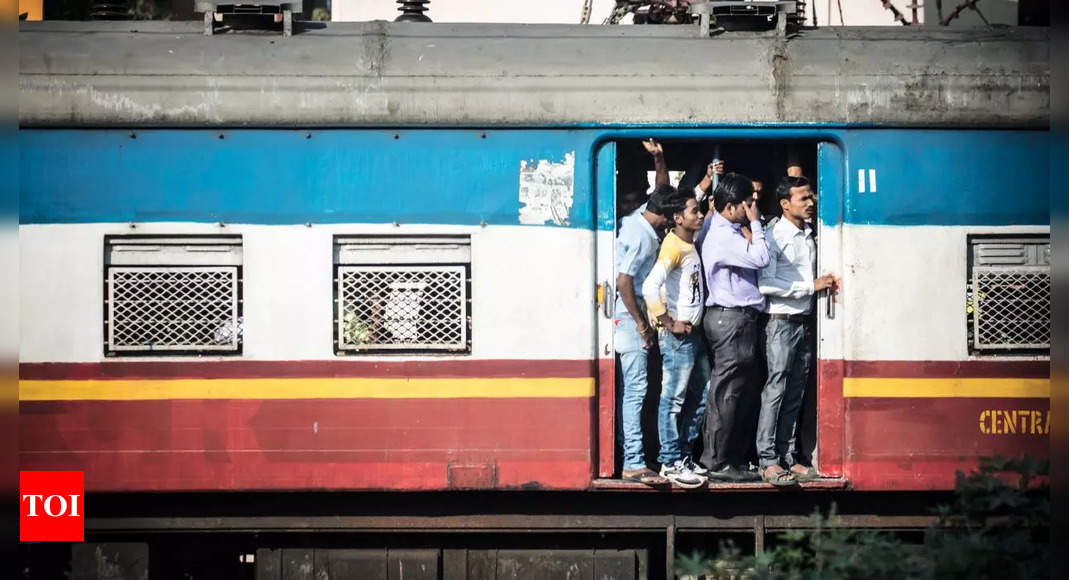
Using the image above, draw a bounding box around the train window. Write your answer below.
[103,235,243,355]
[333,235,472,354]
[967,235,1050,354]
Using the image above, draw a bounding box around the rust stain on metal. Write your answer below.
[447,461,498,489]
[770,39,789,121]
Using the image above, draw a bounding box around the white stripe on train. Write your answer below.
[19,223,596,363]
[839,224,1048,361]
[20,222,1049,365]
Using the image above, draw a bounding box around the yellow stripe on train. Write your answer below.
[843,377,1050,398]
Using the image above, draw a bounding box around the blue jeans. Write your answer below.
[757,318,812,468]
[657,328,711,466]
[615,314,650,471]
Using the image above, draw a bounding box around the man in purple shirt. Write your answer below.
[698,173,770,482]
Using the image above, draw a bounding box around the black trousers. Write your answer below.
[700,306,761,471]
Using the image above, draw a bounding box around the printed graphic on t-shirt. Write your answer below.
[641,232,704,326]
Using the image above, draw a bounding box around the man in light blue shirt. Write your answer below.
[614,184,675,485]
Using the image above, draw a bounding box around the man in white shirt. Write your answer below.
[756,176,836,486]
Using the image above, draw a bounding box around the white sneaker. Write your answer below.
[683,456,708,476]
[660,460,707,489]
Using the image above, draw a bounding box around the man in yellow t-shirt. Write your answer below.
[642,196,710,488]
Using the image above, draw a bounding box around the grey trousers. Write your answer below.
[700,306,760,471]
[756,317,813,468]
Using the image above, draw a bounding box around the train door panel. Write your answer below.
[595,141,616,478]
[815,140,845,478]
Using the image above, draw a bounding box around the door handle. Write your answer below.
[597,281,612,319]
[825,289,835,320]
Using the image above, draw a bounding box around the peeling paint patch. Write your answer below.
[51,78,221,124]
[519,152,574,226]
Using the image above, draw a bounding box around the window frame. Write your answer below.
[966,233,1050,356]
[102,234,244,357]
[333,234,473,355]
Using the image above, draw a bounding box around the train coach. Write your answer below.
[18,17,1049,578]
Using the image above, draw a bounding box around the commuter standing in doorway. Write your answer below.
[699,173,769,482]
[614,184,678,485]
[756,176,835,486]
[739,176,771,469]
[642,195,710,488]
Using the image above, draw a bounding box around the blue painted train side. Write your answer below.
[20,128,1048,228]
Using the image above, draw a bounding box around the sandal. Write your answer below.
[789,465,821,482]
[762,465,798,487]
[623,468,669,486]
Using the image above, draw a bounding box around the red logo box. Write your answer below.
[20,471,84,542]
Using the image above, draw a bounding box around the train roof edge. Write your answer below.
[18,21,1049,127]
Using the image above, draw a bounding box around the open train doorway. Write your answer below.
[594,136,842,488]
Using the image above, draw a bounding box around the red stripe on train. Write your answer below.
[19,397,594,492]
[819,358,1049,490]
[816,359,845,478]
[844,396,1049,490]
[844,359,1049,379]
[597,358,615,478]
[20,358,1048,381]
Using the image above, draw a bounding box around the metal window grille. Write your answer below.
[334,235,471,354]
[969,237,1050,352]
[105,236,243,355]
[107,267,241,352]
[338,265,468,351]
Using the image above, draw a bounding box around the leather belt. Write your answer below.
[708,304,760,318]
[768,313,811,324]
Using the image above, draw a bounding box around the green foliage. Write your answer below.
[677,541,755,580]
[679,456,1049,580]
[342,311,371,346]
[685,507,915,580]
[924,455,1049,580]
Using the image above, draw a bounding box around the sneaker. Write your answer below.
[682,456,708,476]
[660,460,707,489]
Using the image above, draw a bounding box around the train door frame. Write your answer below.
[591,130,845,483]
[814,140,845,478]
[594,141,618,479]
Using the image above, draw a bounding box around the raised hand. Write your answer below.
[743,199,760,223]
[642,138,663,157]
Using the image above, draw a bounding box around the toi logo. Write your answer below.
[20,471,84,542]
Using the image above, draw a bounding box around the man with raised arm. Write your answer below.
[614,183,677,485]
[642,138,671,189]
[698,173,769,482]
